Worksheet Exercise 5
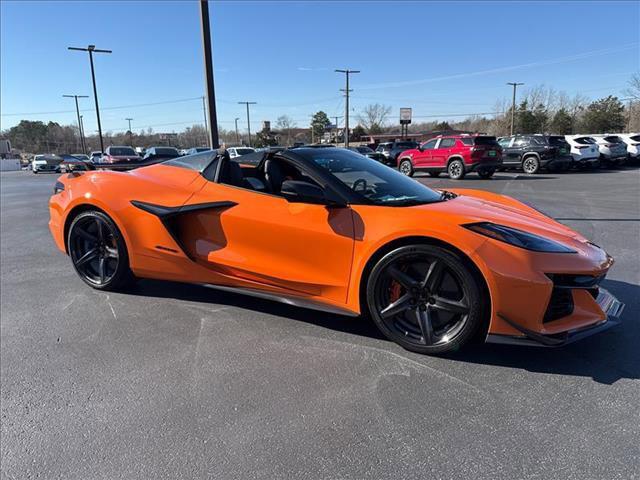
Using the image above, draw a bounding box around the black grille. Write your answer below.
[544,287,574,323]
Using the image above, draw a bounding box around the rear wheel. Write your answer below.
[477,168,495,179]
[366,245,486,354]
[68,210,134,291]
[522,156,540,174]
[447,159,465,180]
[398,159,414,177]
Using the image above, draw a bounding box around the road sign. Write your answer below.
[400,108,412,125]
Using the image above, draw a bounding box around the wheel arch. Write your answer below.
[522,152,540,160]
[63,202,131,256]
[446,155,464,166]
[357,235,492,337]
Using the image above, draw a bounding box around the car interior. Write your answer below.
[217,154,321,197]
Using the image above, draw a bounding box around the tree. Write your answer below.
[432,121,452,131]
[579,96,626,133]
[359,103,391,134]
[276,115,296,146]
[624,73,640,100]
[311,111,331,141]
[351,124,366,141]
[549,108,573,135]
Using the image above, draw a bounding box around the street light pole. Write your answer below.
[335,69,360,147]
[125,118,133,144]
[238,101,256,147]
[62,94,89,154]
[79,115,86,153]
[234,117,240,145]
[507,82,524,136]
[199,0,220,149]
[68,45,112,153]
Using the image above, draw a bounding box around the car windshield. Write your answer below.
[109,147,136,156]
[547,136,568,146]
[302,148,444,206]
[603,136,622,143]
[630,135,640,142]
[461,136,498,146]
[575,137,595,145]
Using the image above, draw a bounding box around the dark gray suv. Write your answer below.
[497,135,572,173]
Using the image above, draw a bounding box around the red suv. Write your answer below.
[397,135,503,179]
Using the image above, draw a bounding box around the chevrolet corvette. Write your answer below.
[49,147,624,354]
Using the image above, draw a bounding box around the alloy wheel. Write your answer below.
[69,215,120,286]
[370,250,472,348]
[399,160,413,176]
[522,157,539,174]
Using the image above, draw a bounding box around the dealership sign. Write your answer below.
[400,108,412,125]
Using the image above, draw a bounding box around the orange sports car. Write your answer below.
[49,147,624,354]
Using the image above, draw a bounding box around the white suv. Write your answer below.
[564,135,600,167]
[589,134,628,166]
[618,133,640,160]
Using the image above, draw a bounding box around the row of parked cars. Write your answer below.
[355,133,639,179]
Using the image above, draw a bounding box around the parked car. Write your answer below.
[375,141,420,167]
[590,135,628,166]
[618,133,640,161]
[397,135,502,179]
[97,146,143,169]
[89,151,103,163]
[143,146,181,163]
[564,135,600,168]
[135,147,146,158]
[496,135,572,173]
[32,154,63,173]
[71,153,90,162]
[347,145,387,163]
[186,147,211,155]
[227,147,256,158]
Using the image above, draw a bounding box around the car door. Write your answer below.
[498,137,516,165]
[433,138,455,167]
[413,139,438,168]
[507,137,527,166]
[180,156,355,305]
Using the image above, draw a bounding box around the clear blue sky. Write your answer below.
[1,1,638,135]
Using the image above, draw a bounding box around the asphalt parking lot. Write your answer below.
[1,167,639,479]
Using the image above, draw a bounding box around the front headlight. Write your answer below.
[464,222,576,253]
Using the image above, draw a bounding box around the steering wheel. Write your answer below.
[352,178,367,193]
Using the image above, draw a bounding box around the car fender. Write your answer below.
[446,155,464,166]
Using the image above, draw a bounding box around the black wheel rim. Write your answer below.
[69,216,119,286]
[373,253,470,347]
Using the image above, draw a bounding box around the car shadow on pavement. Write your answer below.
[130,278,638,385]
[448,278,639,385]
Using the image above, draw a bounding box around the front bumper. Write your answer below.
[486,288,624,347]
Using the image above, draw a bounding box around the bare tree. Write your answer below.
[276,115,296,146]
[359,103,392,134]
[624,73,640,100]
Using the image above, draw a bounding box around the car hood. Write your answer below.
[423,188,588,245]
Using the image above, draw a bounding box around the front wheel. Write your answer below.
[366,244,486,354]
[68,210,134,291]
[447,159,465,180]
[398,159,414,177]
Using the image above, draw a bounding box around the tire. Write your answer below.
[428,171,440,178]
[366,244,486,355]
[522,155,540,174]
[67,210,134,291]
[398,159,414,177]
[477,168,495,179]
[447,159,465,180]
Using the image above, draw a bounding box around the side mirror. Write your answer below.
[281,180,329,205]
[418,144,424,151]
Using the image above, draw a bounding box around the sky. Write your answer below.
[1,0,639,136]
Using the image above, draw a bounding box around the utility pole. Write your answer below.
[334,115,343,144]
[238,101,256,146]
[125,118,133,145]
[507,82,524,136]
[199,0,220,149]
[68,45,112,153]
[201,96,209,143]
[335,69,360,147]
[234,117,240,145]
[79,115,86,153]
[62,94,89,153]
